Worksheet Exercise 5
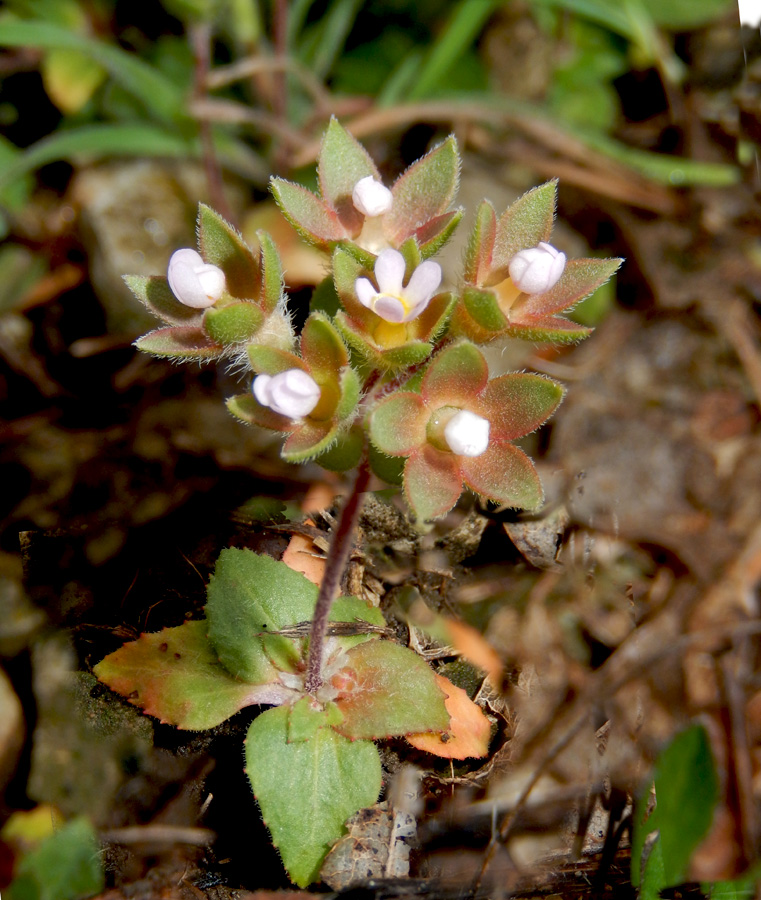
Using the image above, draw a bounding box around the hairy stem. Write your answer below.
[304,456,372,695]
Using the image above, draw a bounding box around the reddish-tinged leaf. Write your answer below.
[461,442,544,510]
[406,674,490,759]
[135,325,222,359]
[404,444,463,521]
[124,275,202,326]
[503,317,593,343]
[271,178,348,246]
[521,257,623,319]
[318,117,379,230]
[377,339,434,373]
[332,640,449,740]
[385,137,460,244]
[226,393,297,433]
[331,248,375,326]
[422,341,488,406]
[300,313,349,378]
[479,373,564,441]
[463,200,496,285]
[369,393,428,456]
[491,181,557,275]
[415,208,463,259]
[282,421,336,462]
[198,204,263,300]
[413,291,456,344]
[93,620,288,730]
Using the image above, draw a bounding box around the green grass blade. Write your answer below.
[0,123,197,192]
[407,0,501,100]
[0,19,186,123]
[298,0,363,81]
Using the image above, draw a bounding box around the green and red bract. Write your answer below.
[129,206,292,361]
[271,117,461,260]
[227,312,361,465]
[454,182,623,344]
[369,341,565,521]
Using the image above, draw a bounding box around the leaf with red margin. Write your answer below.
[135,325,222,360]
[385,137,460,245]
[318,117,379,232]
[369,392,428,456]
[478,373,564,442]
[421,341,488,407]
[463,200,496,285]
[332,641,449,740]
[124,275,203,326]
[407,674,491,759]
[519,257,623,319]
[490,180,557,275]
[198,204,262,300]
[271,178,348,246]
[502,317,593,344]
[226,393,297,433]
[93,620,292,730]
[461,442,544,510]
[404,444,463,521]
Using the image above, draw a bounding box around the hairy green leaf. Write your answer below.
[245,706,382,887]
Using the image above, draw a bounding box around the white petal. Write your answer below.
[167,248,225,308]
[355,277,378,309]
[404,260,441,306]
[444,410,490,457]
[401,297,431,323]
[352,176,392,217]
[373,295,407,323]
[374,248,405,295]
[252,373,273,406]
[509,243,566,295]
[267,369,321,418]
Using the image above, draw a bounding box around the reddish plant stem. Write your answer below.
[304,456,372,695]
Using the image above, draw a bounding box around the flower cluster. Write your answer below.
[127,118,622,521]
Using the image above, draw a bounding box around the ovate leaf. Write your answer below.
[491,180,557,275]
[135,325,222,360]
[332,640,449,739]
[246,706,382,887]
[198,204,263,300]
[206,549,317,681]
[93,620,284,730]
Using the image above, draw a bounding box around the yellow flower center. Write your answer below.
[373,321,408,348]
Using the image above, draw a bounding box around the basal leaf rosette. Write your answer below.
[128,205,292,361]
[227,312,361,464]
[369,341,565,521]
[270,117,461,261]
[332,245,454,373]
[453,182,623,345]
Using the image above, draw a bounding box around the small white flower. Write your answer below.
[167,248,226,309]
[352,176,393,217]
[444,409,490,457]
[508,242,566,295]
[253,369,321,418]
[355,249,442,324]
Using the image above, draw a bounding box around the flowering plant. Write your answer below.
[96,118,621,887]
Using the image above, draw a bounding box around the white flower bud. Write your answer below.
[508,242,566,295]
[167,248,226,308]
[444,410,490,457]
[252,369,321,418]
[352,176,393,217]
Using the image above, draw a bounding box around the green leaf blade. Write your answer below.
[245,706,382,887]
